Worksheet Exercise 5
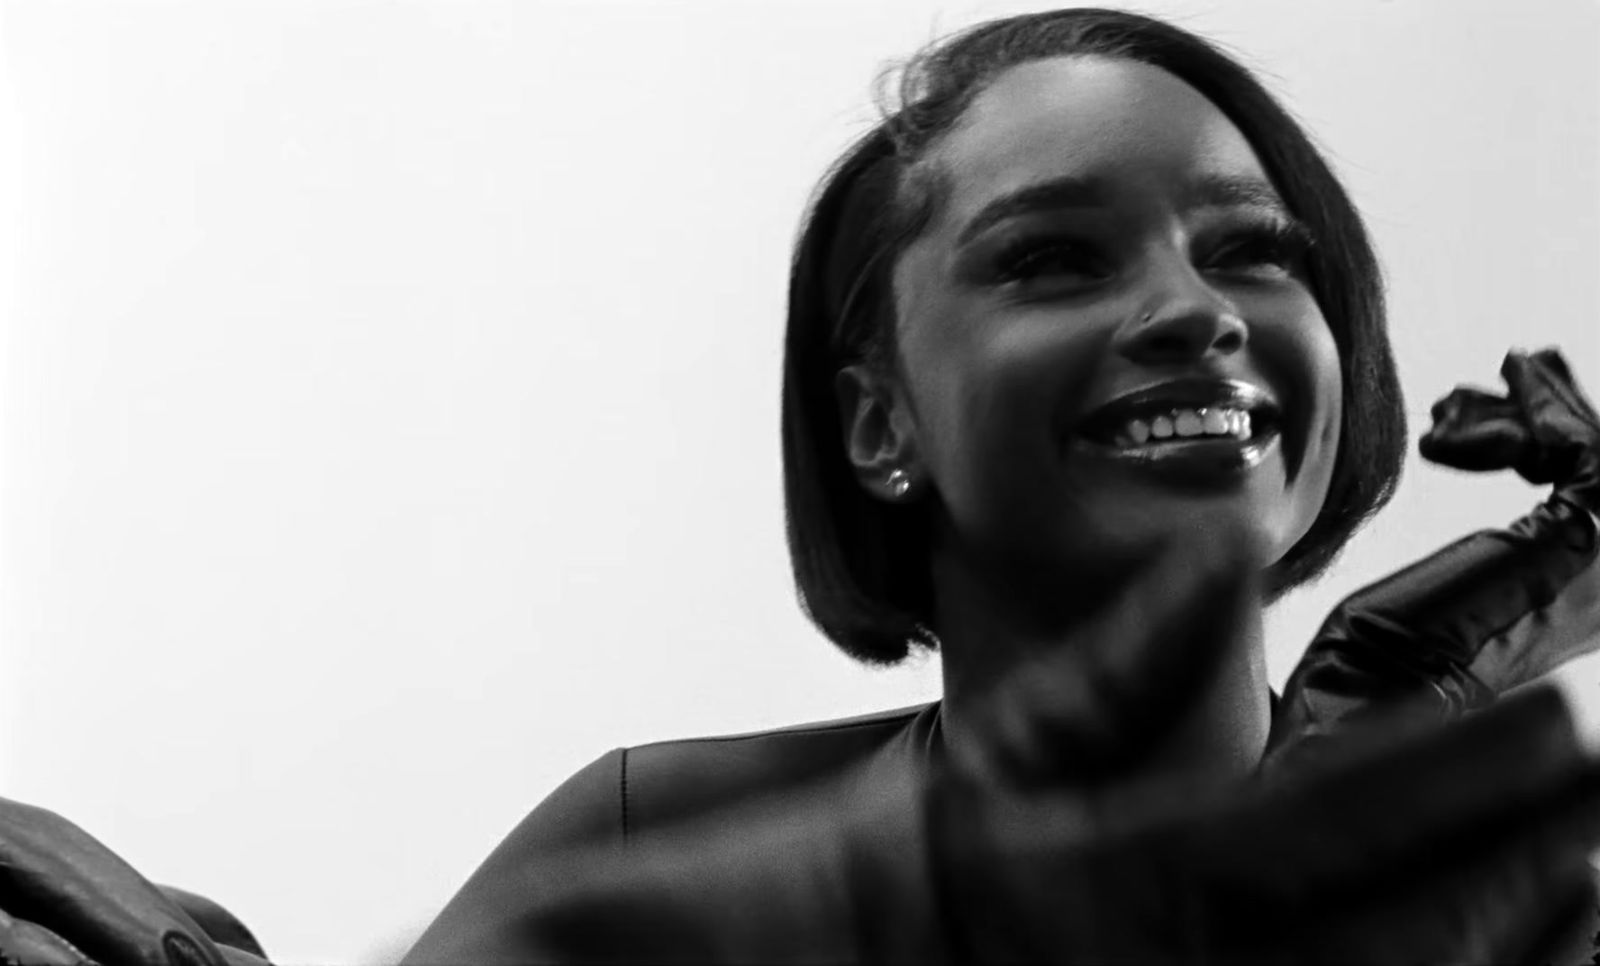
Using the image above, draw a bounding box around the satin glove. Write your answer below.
[0,797,269,966]
[1421,347,1600,512]
[1266,347,1600,774]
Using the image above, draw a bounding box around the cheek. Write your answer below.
[1308,321,1344,474]
[1276,311,1344,539]
[900,310,1107,545]
[909,315,1102,476]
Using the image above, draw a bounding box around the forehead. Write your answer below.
[925,56,1272,229]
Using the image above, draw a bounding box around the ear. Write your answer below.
[835,363,924,502]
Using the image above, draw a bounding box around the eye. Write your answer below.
[991,236,1111,285]
[1205,219,1315,279]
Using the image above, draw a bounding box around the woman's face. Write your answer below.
[884,55,1342,590]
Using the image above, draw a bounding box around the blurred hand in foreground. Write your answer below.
[521,529,1600,964]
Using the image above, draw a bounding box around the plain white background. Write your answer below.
[3,1,1597,962]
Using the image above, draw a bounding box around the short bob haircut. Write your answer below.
[782,7,1407,666]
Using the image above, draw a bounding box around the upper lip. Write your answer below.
[1076,377,1282,440]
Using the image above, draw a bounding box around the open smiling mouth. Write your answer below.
[1071,379,1284,476]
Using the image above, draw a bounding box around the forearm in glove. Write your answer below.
[1266,348,1600,772]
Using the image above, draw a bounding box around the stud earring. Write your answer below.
[887,468,911,498]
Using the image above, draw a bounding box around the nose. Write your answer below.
[1117,308,1247,364]
[1114,279,1248,364]
[1115,303,1249,362]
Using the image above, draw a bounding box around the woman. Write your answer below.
[2,7,1599,965]
[392,7,1600,963]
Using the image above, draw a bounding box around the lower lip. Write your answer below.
[1070,429,1282,482]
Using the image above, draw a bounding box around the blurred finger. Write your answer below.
[0,908,95,966]
[1192,687,1600,907]
[1262,685,1453,782]
[931,687,1600,963]
[979,527,1263,788]
[1510,875,1600,966]
[1314,792,1599,966]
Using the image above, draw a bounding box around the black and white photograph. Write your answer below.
[2,1,1598,963]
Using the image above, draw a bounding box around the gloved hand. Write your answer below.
[928,527,1600,965]
[515,691,1600,965]
[930,687,1600,965]
[520,531,1600,964]
[1421,347,1600,512]
[0,797,270,966]
[1266,347,1600,774]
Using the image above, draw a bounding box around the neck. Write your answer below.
[934,553,1271,823]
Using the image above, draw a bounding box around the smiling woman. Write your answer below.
[796,37,1400,671]
[384,7,1600,964]
[3,4,1600,965]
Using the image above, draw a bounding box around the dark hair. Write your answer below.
[782,7,1406,665]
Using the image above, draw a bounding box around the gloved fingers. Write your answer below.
[1500,348,1600,489]
[923,686,1600,964]
[1418,821,1599,966]
[0,908,95,966]
[155,887,267,962]
[1317,806,1599,966]
[1504,875,1600,966]
[152,933,223,966]
[1502,348,1600,431]
[929,689,1600,966]
[0,798,225,966]
[1418,385,1531,471]
[1188,687,1600,906]
[1297,858,1595,966]
[213,947,272,966]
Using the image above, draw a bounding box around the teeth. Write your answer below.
[1113,407,1256,448]
[1174,411,1204,437]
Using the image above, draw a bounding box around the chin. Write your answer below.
[1062,491,1314,578]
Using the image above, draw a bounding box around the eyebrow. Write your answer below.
[954,173,1292,246]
